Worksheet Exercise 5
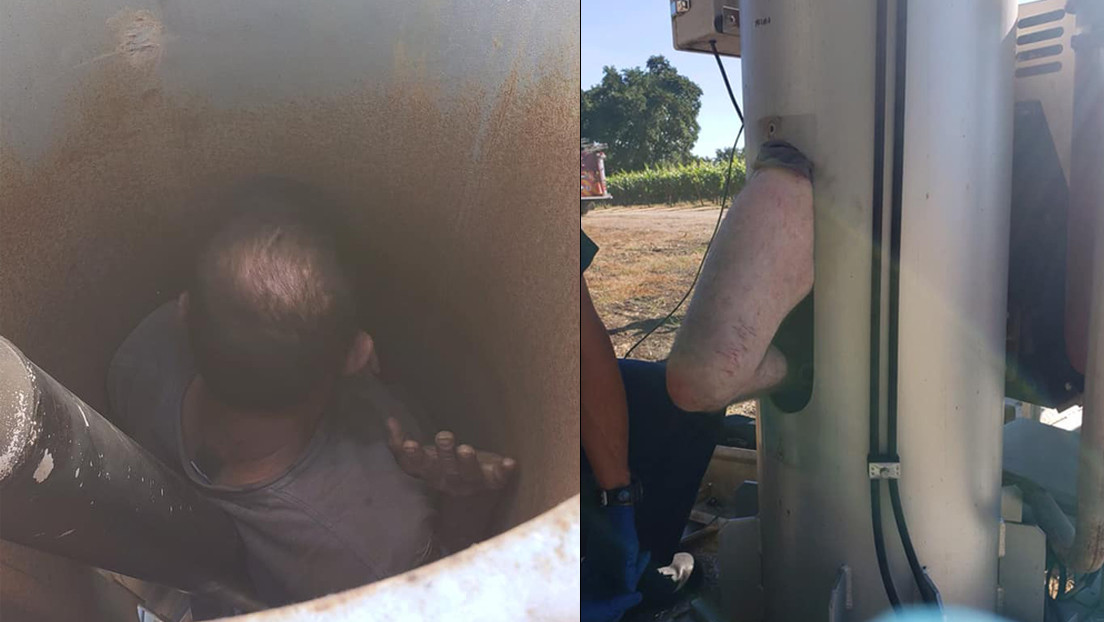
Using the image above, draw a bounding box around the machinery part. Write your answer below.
[1022,2,1104,577]
[1006,1,1083,408]
[0,337,260,607]
[672,0,741,57]
[1003,418,1080,515]
[746,0,1014,617]
[718,517,763,622]
[1063,0,1104,576]
[1002,486,1025,523]
[1020,484,1075,556]
[997,522,1047,622]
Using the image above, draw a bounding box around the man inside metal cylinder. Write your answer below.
[107,182,516,607]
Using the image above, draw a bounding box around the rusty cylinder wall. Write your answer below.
[0,0,579,531]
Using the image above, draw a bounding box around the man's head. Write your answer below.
[183,189,373,412]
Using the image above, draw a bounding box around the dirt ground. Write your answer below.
[583,203,755,417]
[583,203,719,360]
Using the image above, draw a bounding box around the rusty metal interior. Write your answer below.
[0,0,580,619]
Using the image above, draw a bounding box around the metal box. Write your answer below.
[671,0,741,58]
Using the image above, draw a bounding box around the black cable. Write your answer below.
[623,41,745,357]
[889,480,941,603]
[884,0,942,607]
[871,482,901,606]
[709,40,744,124]
[868,0,902,610]
[886,0,907,477]
[623,125,742,357]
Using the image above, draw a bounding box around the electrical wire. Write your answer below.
[710,41,744,124]
[868,0,901,609]
[883,0,941,606]
[623,42,744,358]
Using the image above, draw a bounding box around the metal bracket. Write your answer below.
[671,0,691,17]
[720,6,740,34]
[868,462,901,479]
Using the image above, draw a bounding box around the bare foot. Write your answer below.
[386,417,517,496]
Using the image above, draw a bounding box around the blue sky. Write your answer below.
[581,1,745,159]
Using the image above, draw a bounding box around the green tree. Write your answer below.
[581,56,703,173]
[713,146,744,163]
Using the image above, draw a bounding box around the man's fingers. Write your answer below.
[435,431,459,479]
[386,417,406,452]
[399,439,424,475]
[457,444,482,483]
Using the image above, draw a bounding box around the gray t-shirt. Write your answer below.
[107,303,436,606]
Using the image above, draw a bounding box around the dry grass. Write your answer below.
[583,203,718,360]
[583,203,755,417]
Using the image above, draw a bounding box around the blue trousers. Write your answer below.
[582,359,724,567]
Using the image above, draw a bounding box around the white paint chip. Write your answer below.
[56,529,75,539]
[0,389,39,481]
[32,450,54,483]
[75,467,80,477]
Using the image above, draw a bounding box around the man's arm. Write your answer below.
[579,272,649,615]
[581,275,630,489]
[667,142,814,413]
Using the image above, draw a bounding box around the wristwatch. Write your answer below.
[598,478,643,507]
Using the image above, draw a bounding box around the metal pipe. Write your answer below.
[748,0,1013,616]
[1020,482,1075,556]
[1065,4,1104,574]
[0,336,261,606]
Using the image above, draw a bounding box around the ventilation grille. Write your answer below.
[1014,7,1069,78]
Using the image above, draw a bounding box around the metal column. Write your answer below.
[742,0,1015,618]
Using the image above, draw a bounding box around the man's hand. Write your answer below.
[386,417,516,496]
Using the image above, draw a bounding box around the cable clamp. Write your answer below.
[868,455,901,480]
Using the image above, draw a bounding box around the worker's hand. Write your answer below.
[581,504,650,622]
[386,417,516,496]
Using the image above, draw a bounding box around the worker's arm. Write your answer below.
[580,273,649,615]
[581,274,630,490]
[667,141,814,413]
